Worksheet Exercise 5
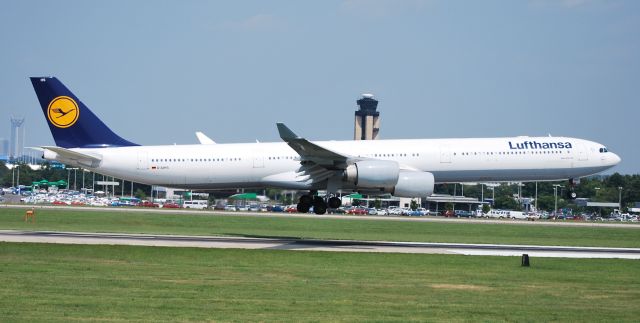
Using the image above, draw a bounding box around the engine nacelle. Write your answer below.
[43,149,59,161]
[393,171,435,197]
[343,161,435,197]
[344,160,399,187]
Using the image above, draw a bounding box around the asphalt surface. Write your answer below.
[2,230,639,259]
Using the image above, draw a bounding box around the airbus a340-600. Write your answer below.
[31,77,621,214]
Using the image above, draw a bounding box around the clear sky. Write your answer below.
[1,0,638,174]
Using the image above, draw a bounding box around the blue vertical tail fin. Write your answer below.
[30,77,138,148]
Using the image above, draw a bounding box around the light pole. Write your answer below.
[16,165,20,194]
[594,187,601,216]
[82,169,88,193]
[618,187,623,212]
[553,184,563,217]
[491,186,495,206]
[535,182,538,212]
[66,168,78,191]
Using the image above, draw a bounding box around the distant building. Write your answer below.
[0,138,8,161]
[10,117,25,161]
[354,94,380,140]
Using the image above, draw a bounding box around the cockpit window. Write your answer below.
[599,147,608,153]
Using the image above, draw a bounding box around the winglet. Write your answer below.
[277,123,299,141]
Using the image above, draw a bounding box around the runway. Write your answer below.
[1,230,639,259]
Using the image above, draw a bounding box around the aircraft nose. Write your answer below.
[610,153,621,165]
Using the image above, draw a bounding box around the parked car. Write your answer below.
[347,207,368,215]
[269,205,285,212]
[442,210,454,217]
[162,202,181,208]
[454,210,474,218]
[285,205,298,213]
[182,200,208,209]
[139,201,159,208]
[224,205,237,211]
[526,213,540,221]
[406,209,423,216]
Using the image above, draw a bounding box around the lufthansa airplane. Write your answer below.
[31,77,621,214]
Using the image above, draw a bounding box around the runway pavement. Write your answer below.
[2,230,639,259]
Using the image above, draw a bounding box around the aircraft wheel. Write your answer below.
[328,196,341,209]
[313,197,327,215]
[299,194,313,205]
[297,202,311,213]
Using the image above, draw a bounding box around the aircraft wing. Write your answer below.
[277,123,351,169]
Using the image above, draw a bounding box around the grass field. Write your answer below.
[1,207,639,247]
[1,243,639,322]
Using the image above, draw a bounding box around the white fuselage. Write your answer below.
[63,136,620,192]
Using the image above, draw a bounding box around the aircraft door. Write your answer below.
[578,144,588,161]
[137,152,148,170]
[440,147,452,163]
[253,156,264,168]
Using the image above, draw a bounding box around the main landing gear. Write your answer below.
[297,192,342,215]
[566,178,578,200]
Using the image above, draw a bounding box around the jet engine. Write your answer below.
[343,160,435,197]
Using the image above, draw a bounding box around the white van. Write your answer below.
[486,209,509,219]
[508,211,526,220]
[182,200,209,209]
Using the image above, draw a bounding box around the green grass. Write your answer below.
[1,207,639,247]
[1,243,639,322]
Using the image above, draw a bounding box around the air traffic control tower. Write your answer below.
[354,94,380,140]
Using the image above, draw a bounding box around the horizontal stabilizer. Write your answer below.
[41,146,102,168]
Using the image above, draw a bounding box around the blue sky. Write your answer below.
[1,0,638,173]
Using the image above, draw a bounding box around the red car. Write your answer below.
[162,202,181,209]
[347,207,368,215]
[285,205,298,213]
[442,210,454,217]
[139,201,159,208]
